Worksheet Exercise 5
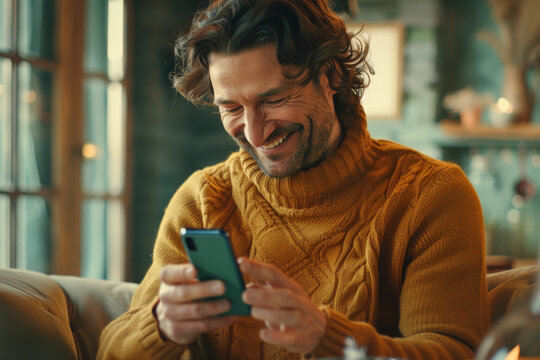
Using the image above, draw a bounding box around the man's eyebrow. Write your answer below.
[213,86,286,106]
[214,98,236,106]
[257,86,286,98]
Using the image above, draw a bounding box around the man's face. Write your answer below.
[209,44,342,178]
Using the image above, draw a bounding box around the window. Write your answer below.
[0,0,131,280]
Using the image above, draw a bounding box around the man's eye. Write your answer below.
[224,106,242,113]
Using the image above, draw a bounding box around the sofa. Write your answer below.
[0,265,537,360]
[0,269,137,360]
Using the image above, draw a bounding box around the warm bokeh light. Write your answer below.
[25,90,36,103]
[82,143,100,159]
[496,97,513,113]
[0,84,4,95]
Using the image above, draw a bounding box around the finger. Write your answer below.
[238,258,302,293]
[245,282,267,289]
[264,320,286,332]
[253,307,301,328]
[158,299,231,320]
[259,327,297,347]
[242,287,304,309]
[256,308,300,330]
[160,264,197,284]
[159,280,225,303]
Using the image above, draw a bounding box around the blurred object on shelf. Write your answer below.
[440,121,540,141]
[476,0,540,125]
[443,87,493,127]
[514,144,537,202]
[490,97,516,128]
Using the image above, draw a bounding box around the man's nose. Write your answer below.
[243,107,275,148]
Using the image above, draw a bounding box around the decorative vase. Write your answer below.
[501,64,533,124]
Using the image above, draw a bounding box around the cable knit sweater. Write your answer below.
[98,123,490,360]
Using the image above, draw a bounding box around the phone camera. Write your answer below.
[185,237,197,251]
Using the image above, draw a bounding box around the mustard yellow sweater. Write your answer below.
[98,123,490,360]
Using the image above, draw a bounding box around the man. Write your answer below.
[98,0,490,359]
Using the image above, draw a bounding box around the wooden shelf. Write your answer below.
[441,122,540,141]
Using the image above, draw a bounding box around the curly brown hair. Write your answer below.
[172,0,372,127]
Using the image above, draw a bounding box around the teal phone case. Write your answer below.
[180,228,251,316]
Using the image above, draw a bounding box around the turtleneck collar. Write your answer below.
[236,120,380,209]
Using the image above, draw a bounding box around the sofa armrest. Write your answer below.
[51,274,138,360]
[0,268,137,360]
[487,265,537,324]
[0,268,78,360]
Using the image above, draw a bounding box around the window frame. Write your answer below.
[0,0,132,280]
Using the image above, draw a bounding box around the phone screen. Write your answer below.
[180,228,251,316]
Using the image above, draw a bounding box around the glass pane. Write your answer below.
[82,81,125,195]
[0,58,11,189]
[84,0,108,74]
[82,78,107,194]
[81,198,125,279]
[0,195,9,268]
[106,82,125,195]
[17,62,54,190]
[0,0,12,51]
[18,0,55,60]
[81,198,107,278]
[107,0,125,80]
[106,199,125,280]
[17,196,53,272]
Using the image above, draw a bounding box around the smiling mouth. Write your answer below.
[261,133,288,150]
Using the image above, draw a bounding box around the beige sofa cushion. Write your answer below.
[0,268,137,360]
[0,268,77,360]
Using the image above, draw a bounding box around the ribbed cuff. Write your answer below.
[137,298,189,358]
[310,306,354,358]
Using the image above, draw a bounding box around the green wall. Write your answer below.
[131,0,236,281]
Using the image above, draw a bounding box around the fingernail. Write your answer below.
[210,281,224,294]
[186,265,195,277]
[159,267,165,279]
[219,300,229,310]
[237,257,244,264]
[242,290,251,303]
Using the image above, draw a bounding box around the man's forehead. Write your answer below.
[213,85,290,105]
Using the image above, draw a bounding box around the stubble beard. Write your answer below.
[236,114,338,178]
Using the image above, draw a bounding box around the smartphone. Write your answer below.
[180,228,251,316]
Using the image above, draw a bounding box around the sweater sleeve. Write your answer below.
[310,165,491,360]
[97,171,213,360]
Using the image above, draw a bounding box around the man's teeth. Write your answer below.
[262,134,287,150]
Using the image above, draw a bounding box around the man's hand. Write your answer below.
[155,264,238,345]
[238,257,327,354]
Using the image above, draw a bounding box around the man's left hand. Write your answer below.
[238,257,327,354]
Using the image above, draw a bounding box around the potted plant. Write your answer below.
[443,87,493,127]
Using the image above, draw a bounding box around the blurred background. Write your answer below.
[0,0,538,282]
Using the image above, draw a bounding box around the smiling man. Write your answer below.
[98,0,490,359]
[210,44,341,177]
